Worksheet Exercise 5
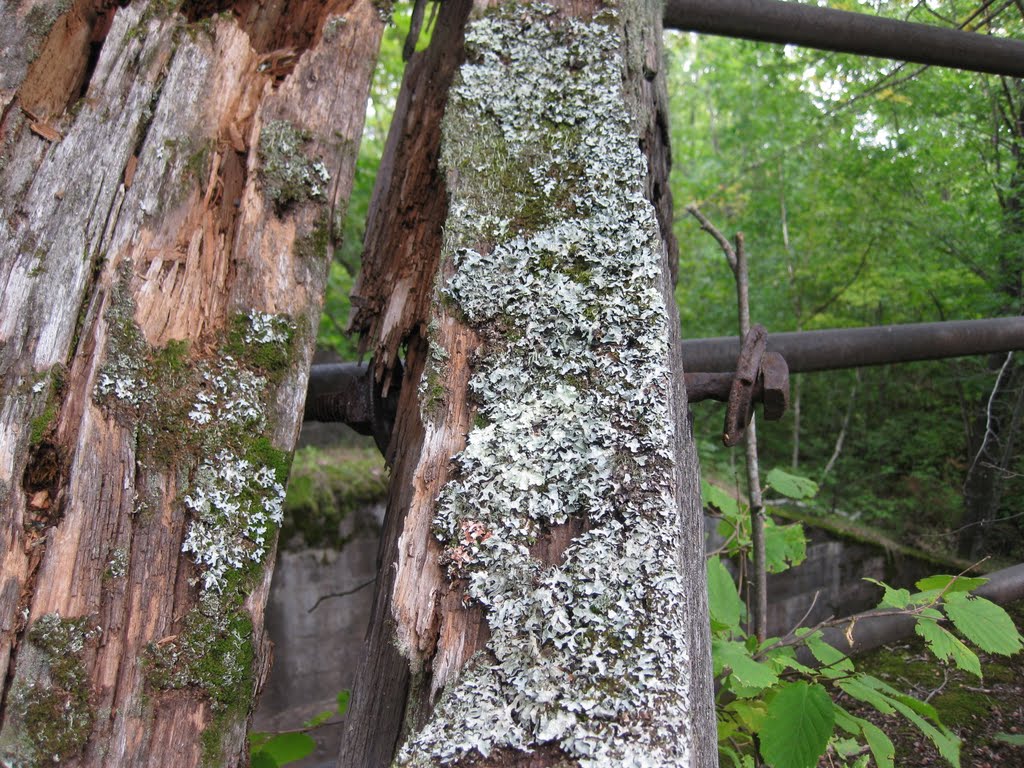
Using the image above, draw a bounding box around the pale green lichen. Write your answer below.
[0,613,99,767]
[257,120,331,210]
[91,278,296,760]
[398,5,693,767]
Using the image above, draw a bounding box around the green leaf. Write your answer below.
[708,556,744,631]
[854,677,960,766]
[713,638,780,692]
[251,753,278,768]
[837,676,895,715]
[248,731,274,751]
[832,704,895,768]
[888,697,960,767]
[860,720,895,768]
[703,479,740,515]
[915,574,987,594]
[763,520,806,573]
[765,468,818,500]
[915,618,981,678]
[759,682,834,768]
[994,732,1024,746]
[256,733,316,766]
[865,578,910,609]
[337,689,352,715]
[726,699,769,733]
[804,632,854,674]
[943,593,1024,656]
[832,735,861,758]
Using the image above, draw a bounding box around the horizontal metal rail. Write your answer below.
[681,317,1024,374]
[663,0,1024,78]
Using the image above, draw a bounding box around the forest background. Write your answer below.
[317,0,1024,565]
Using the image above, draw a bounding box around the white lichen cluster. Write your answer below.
[244,311,293,346]
[400,6,692,767]
[96,353,146,405]
[188,360,266,428]
[182,452,285,593]
[94,305,293,596]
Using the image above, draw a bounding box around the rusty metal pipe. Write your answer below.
[682,317,1024,374]
[798,562,1024,662]
[664,0,1024,79]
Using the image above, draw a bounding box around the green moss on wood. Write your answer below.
[28,366,65,447]
[295,211,333,263]
[93,281,303,760]
[2,614,98,766]
[144,594,255,768]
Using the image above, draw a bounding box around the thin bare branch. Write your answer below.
[307,577,376,613]
[685,204,738,273]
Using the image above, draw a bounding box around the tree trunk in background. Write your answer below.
[0,1,381,764]
[342,0,717,765]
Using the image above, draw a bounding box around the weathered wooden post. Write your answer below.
[0,1,382,763]
[341,0,718,764]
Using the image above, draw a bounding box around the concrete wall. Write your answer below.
[254,503,944,763]
[251,503,383,767]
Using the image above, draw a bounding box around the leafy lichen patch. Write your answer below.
[400,6,693,767]
[91,280,297,757]
[257,120,331,211]
[0,613,99,767]
[94,300,295,593]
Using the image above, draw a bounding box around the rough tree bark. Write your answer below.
[0,0,382,764]
[343,0,717,765]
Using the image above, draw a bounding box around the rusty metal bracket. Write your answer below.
[724,325,767,446]
[684,325,791,447]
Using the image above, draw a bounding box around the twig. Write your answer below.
[308,577,376,613]
[964,351,1014,488]
[925,667,950,703]
[686,206,767,642]
[757,558,990,658]
[685,204,737,272]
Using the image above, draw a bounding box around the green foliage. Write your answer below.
[667,4,1024,557]
[765,468,818,500]
[707,468,1023,767]
[249,689,352,767]
[759,682,833,768]
[250,734,315,766]
[281,445,389,548]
